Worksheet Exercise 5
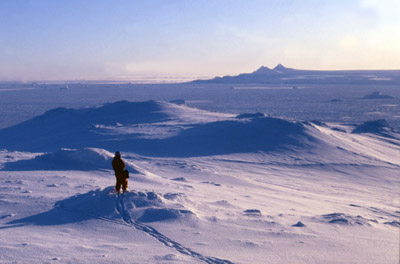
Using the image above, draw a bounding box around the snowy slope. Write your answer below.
[0,101,399,264]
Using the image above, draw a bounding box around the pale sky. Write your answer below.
[0,0,399,81]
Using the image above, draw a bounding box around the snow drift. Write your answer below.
[7,187,194,227]
[0,100,317,156]
[0,101,170,151]
[2,148,141,172]
[0,100,227,153]
[352,119,394,136]
[138,117,314,156]
[0,100,397,158]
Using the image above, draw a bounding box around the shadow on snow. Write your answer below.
[2,187,119,229]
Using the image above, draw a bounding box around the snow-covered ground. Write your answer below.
[0,84,399,263]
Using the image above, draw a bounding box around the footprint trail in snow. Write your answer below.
[115,193,234,264]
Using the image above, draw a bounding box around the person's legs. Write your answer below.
[115,176,122,192]
[122,178,128,191]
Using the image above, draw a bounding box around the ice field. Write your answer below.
[0,82,399,263]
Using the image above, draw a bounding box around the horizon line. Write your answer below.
[1,65,400,83]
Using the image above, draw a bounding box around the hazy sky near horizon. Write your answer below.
[1,0,399,81]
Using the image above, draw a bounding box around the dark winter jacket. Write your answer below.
[112,157,126,176]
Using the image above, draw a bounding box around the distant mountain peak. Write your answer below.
[273,64,292,72]
[252,66,276,75]
[252,64,293,75]
[273,64,285,70]
[192,64,400,84]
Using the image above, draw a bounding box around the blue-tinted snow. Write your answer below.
[0,83,399,131]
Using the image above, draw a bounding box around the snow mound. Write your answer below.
[7,187,194,227]
[317,213,375,226]
[384,220,400,227]
[57,188,193,224]
[0,100,228,152]
[55,187,120,218]
[243,209,262,216]
[151,117,314,156]
[292,221,306,227]
[0,101,172,151]
[47,100,171,125]
[40,148,113,169]
[99,116,314,157]
[122,191,195,223]
[171,177,187,182]
[352,119,394,135]
[163,193,187,201]
[7,187,120,226]
[2,148,141,172]
[362,91,394,99]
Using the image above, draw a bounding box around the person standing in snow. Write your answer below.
[112,151,128,192]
